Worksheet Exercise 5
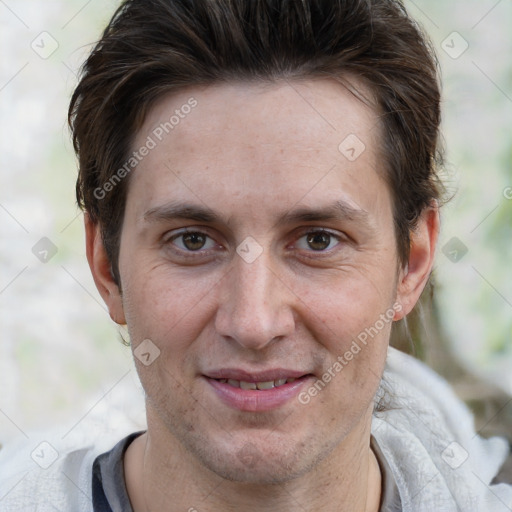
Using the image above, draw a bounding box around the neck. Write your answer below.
[124,408,381,512]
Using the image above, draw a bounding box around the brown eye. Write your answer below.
[181,232,207,250]
[306,231,333,251]
[169,231,216,252]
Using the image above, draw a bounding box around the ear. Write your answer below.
[394,203,439,320]
[85,213,126,325]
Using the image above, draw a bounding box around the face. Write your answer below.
[90,79,433,484]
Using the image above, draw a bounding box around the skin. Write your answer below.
[86,78,439,511]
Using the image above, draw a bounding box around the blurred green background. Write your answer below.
[0,0,510,447]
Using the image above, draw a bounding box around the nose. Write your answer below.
[214,248,296,351]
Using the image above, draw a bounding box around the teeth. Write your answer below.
[256,381,275,390]
[240,381,257,390]
[219,378,299,390]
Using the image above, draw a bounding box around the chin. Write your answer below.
[203,454,307,485]
[191,434,330,486]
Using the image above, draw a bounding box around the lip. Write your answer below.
[203,373,315,412]
[204,368,310,382]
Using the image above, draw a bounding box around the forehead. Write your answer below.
[126,78,388,225]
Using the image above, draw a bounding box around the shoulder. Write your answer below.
[372,346,512,512]
[0,430,126,512]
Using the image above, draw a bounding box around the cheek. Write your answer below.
[297,269,394,343]
[120,268,213,407]
[295,272,392,394]
[120,262,218,352]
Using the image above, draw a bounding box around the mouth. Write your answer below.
[203,371,315,412]
[212,376,299,390]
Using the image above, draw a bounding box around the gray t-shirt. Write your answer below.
[91,432,402,512]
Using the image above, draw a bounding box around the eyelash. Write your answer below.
[290,228,345,257]
[163,228,346,259]
[164,229,219,256]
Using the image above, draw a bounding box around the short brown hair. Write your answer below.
[69,0,443,285]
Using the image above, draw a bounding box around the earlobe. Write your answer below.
[395,204,439,321]
[84,213,126,325]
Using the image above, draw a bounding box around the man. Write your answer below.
[1,0,511,510]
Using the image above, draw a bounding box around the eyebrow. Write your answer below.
[144,202,218,223]
[277,200,370,227]
[142,199,371,229]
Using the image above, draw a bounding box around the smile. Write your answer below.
[214,377,297,390]
[204,373,314,412]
